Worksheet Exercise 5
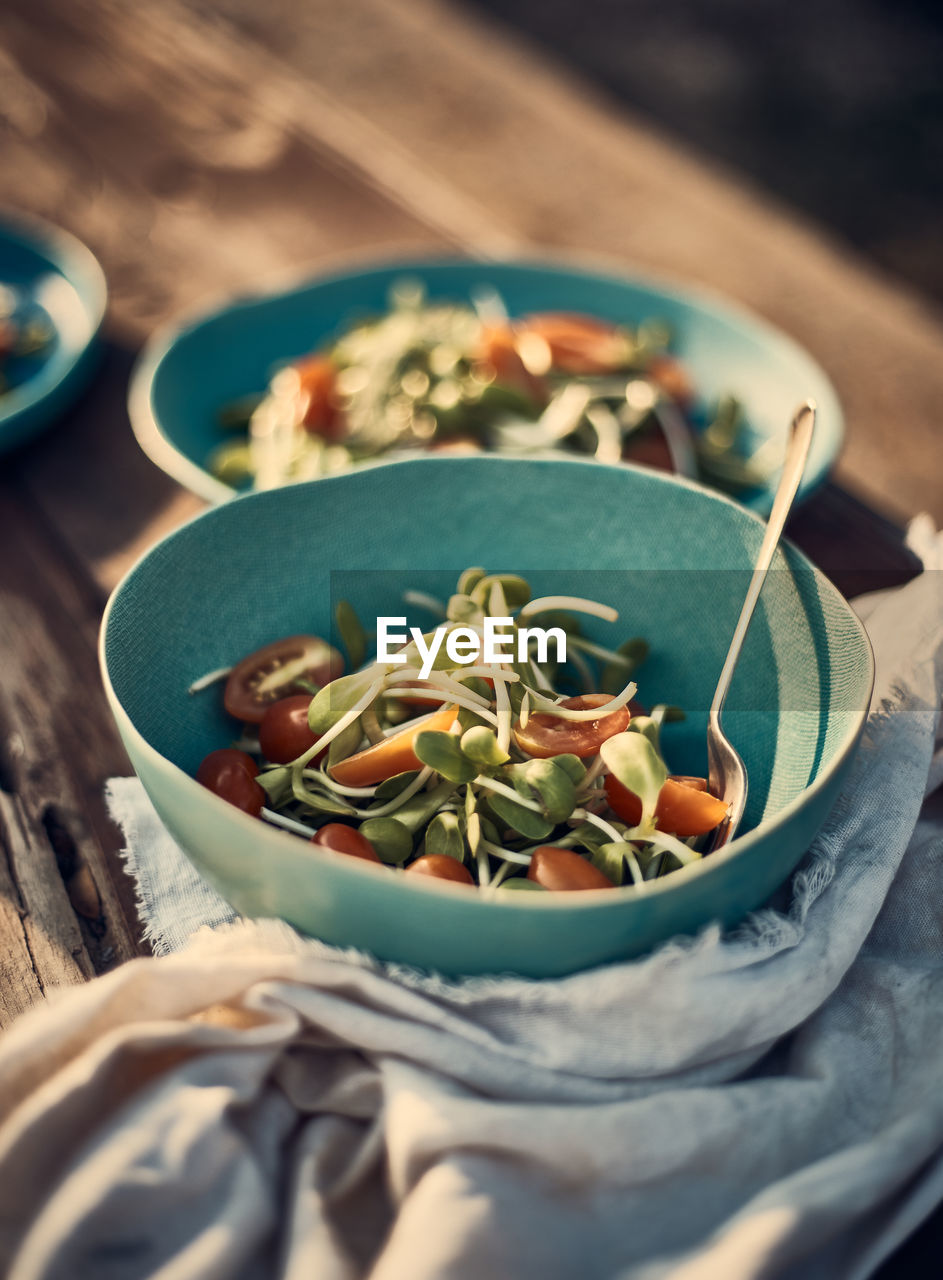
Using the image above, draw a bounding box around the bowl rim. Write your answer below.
[99,455,875,913]
[0,208,108,431]
[126,249,844,510]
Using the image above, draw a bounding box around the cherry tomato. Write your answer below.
[521,312,629,375]
[604,774,729,836]
[475,323,547,404]
[224,635,343,724]
[294,355,345,441]
[622,420,676,473]
[258,695,326,765]
[330,703,459,787]
[195,748,265,816]
[405,854,475,885]
[512,693,630,760]
[526,846,615,891]
[311,823,381,863]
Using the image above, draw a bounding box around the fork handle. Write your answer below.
[709,400,817,726]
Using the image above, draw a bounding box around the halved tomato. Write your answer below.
[520,313,631,375]
[474,323,547,404]
[513,693,630,759]
[294,355,345,440]
[224,636,343,724]
[604,773,728,836]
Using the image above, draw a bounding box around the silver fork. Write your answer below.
[705,400,817,851]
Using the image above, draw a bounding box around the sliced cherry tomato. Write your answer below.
[621,420,676,473]
[475,322,547,404]
[224,635,343,724]
[405,854,475,885]
[512,693,630,760]
[311,822,381,863]
[329,704,459,787]
[604,773,728,836]
[520,312,630,375]
[646,354,695,410]
[294,355,345,441]
[195,748,265,816]
[526,846,615,891]
[259,695,326,765]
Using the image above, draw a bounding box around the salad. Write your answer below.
[0,284,54,397]
[209,282,771,495]
[192,570,728,893]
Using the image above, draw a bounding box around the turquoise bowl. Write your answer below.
[100,457,872,978]
[0,211,106,455]
[128,256,842,515]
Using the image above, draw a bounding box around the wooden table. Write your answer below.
[0,0,937,1267]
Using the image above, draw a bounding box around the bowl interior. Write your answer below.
[0,213,106,452]
[136,258,843,513]
[105,457,870,837]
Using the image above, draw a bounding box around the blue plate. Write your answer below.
[128,257,843,514]
[0,211,107,455]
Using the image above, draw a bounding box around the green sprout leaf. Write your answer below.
[290,773,357,817]
[549,754,586,787]
[335,599,367,671]
[358,817,412,865]
[460,725,509,768]
[447,593,481,623]
[327,717,363,767]
[497,877,547,892]
[414,730,478,783]
[388,780,457,834]
[456,567,487,596]
[587,841,631,887]
[508,759,577,825]
[374,770,421,801]
[255,767,292,807]
[599,732,667,830]
[424,811,466,862]
[309,669,377,735]
[485,792,554,842]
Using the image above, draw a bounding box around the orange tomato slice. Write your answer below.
[604,773,728,836]
[329,704,459,786]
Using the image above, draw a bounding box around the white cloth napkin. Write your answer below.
[0,556,941,1280]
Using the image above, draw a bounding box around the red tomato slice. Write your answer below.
[329,704,459,787]
[224,636,343,724]
[513,693,630,759]
[604,774,728,836]
[294,355,345,440]
[646,353,695,410]
[475,323,547,404]
[521,312,630,375]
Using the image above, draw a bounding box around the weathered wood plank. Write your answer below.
[0,480,146,1021]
